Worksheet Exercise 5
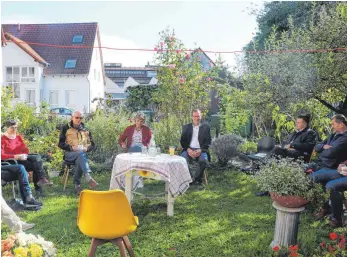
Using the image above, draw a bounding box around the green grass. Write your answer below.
[2,170,346,257]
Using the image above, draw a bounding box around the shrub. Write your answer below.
[238,139,258,154]
[85,109,130,163]
[153,116,182,151]
[210,134,244,166]
[25,130,64,173]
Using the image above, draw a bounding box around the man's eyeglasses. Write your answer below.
[9,126,18,129]
[74,117,83,120]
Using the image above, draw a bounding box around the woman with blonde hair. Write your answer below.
[118,112,152,152]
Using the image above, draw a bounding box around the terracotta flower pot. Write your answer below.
[270,192,309,208]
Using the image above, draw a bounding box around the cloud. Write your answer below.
[100,34,155,67]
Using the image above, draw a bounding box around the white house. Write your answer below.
[1,22,105,113]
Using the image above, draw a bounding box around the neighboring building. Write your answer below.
[104,63,158,88]
[103,48,217,112]
[1,22,105,112]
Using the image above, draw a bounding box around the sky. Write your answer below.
[1,1,263,69]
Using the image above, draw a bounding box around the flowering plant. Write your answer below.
[272,244,303,257]
[1,232,56,257]
[313,232,347,257]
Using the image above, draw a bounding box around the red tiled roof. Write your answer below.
[2,23,98,75]
[4,32,48,65]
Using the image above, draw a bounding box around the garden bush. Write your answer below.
[210,134,244,166]
[153,116,182,151]
[85,109,130,163]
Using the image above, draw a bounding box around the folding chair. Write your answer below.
[1,159,21,200]
[61,159,76,192]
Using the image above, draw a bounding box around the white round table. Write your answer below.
[110,153,192,216]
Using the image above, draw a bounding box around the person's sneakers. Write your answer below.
[87,178,99,189]
[329,218,344,228]
[37,178,53,186]
[25,197,43,207]
[75,185,82,196]
[21,222,35,231]
[190,179,203,186]
[255,191,269,197]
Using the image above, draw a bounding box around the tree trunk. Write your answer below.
[315,94,347,116]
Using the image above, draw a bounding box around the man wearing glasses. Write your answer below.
[58,111,98,195]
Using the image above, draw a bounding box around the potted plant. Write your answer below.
[256,157,326,208]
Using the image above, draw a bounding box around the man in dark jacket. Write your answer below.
[272,115,317,162]
[58,111,98,195]
[180,109,211,184]
[307,114,347,172]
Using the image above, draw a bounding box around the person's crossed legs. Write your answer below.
[64,151,98,195]
[1,164,42,206]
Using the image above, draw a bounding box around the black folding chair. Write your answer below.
[1,159,21,200]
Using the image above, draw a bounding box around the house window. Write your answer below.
[21,67,35,82]
[72,35,83,43]
[65,90,75,106]
[6,67,20,98]
[26,89,35,105]
[49,91,59,106]
[65,59,77,69]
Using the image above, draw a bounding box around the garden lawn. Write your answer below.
[1,169,345,257]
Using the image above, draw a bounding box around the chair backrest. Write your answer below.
[77,190,138,240]
[257,137,276,153]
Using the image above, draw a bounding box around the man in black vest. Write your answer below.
[180,109,211,184]
[272,115,317,162]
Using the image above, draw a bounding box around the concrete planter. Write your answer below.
[270,192,309,208]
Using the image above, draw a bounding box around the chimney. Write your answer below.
[18,23,20,31]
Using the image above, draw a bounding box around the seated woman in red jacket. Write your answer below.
[118,113,152,152]
[1,120,53,195]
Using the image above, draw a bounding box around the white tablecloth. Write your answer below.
[110,153,192,198]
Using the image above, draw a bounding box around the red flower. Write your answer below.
[330,232,338,241]
[160,42,164,46]
[289,245,299,251]
[328,245,335,253]
[179,78,184,84]
[272,246,280,251]
[319,241,325,248]
[206,77,211,82]
[290,252,298,257]
[154,46,158,51]
[186,53,191,59]
[170,36,174,41]
[176,49,180,54]
[340,234,345,242]
[169,64,176,69]
[338,241,345,249]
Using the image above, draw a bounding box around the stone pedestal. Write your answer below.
[270,202,305,247]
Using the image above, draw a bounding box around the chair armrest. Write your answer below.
[1,159,18,165]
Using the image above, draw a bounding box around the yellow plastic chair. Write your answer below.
[77,190,139,257]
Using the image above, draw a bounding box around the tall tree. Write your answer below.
[243,3,347,115]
